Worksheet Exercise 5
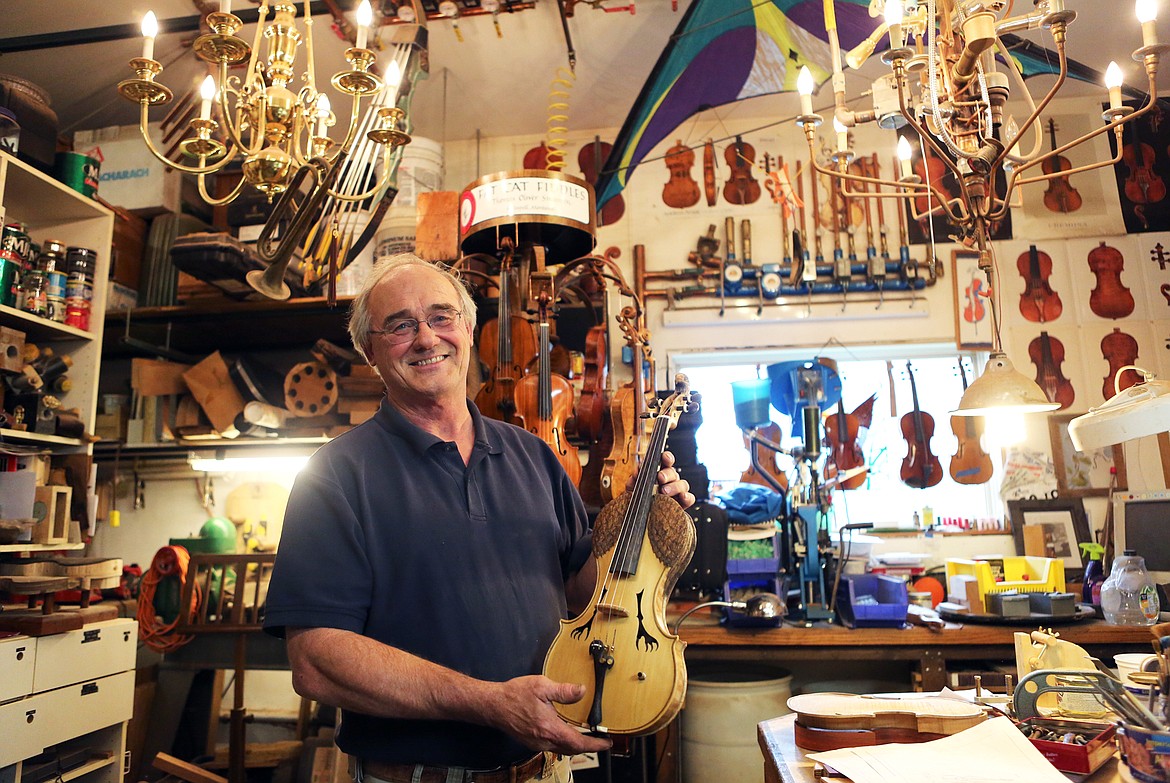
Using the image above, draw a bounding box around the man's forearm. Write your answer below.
[286,627,497,724]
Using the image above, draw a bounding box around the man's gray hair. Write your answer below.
[348,254,478,361]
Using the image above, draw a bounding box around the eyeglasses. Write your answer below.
[369,309,463,344]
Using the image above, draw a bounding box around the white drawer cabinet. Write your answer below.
[0,635,36,703]
[0,620,136,783]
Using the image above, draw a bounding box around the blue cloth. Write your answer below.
[264,399,591,769]
[715,484,786,525]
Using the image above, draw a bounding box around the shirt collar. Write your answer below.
[375,398,502,455]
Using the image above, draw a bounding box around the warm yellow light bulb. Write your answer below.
[1106,61,1124,109]
[1137,0,1158,24]
[141,11,158,60]
[355,0,373,49]
[896,135,913,177]
[884,0,903,26]
[199,75,216,120]
[797,66,814,115]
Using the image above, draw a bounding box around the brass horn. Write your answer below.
[249,152,348,300]
[845,22,889,70]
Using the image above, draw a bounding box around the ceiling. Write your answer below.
[0,1,1164,149]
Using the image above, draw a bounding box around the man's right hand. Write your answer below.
[491,675,613,755]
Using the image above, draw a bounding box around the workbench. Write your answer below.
[678,619,1152,691]
[758,712,1123,783]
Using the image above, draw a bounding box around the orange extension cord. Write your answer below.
[137,545,201,653]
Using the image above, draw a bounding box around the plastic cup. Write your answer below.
[732,378,772,430]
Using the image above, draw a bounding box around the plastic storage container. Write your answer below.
[1100,549,1160,626]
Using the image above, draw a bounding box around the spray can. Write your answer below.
[1079,542,1105,606]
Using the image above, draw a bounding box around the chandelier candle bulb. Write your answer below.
[220,0,231,13]
[885,0,904,50]
[1137,0,1160,47]
[141,11,158,61]
[797,66,814,115]
[834,118,848,152]
[1106,62,1124,110]
[316,95,331,138]
[199,75,215,121]
[355,0,372,50]
[896,136,913,178]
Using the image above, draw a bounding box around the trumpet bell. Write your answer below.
[246,266,292,300]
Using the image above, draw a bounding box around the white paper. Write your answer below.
[807,717,1070,783]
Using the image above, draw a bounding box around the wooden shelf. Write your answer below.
[102,296,353,358]
[0,542,85,553]
[0,305,96,343]
[0,429,84,448]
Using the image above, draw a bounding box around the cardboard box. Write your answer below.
[111,210,148,288]
[74,123,181,215]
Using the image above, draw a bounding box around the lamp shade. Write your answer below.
[1068,378,1170,451]
[952,352,1061,416]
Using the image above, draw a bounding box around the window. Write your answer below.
[672,345,1005,532]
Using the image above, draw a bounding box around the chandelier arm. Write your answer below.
[1013,138,1125,188]
[996,38,1046,164]
[213,62,266,156]
[990,36,1069,174]
[134,102,234,175]
[196,169,250,206]
[240,1,269,93]
[335,95,369,154]
[303,0,318,95]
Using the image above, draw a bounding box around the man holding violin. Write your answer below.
[264,255,694,783]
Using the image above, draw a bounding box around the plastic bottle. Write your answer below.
[1078,542,1105,605]
[1100,549,1160,625]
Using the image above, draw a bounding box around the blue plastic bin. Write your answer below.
[836,573,909,628]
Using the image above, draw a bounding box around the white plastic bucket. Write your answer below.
[681,663,792,783]
[335,210,374,297]
[374,205,418,260]
[396,136,443,206]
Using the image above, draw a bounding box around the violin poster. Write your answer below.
[896,127,1013,246]
[951,250,994,350]
[1108,101,1170,234]
[1012,111,1125,240]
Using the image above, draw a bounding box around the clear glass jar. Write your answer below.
[1100,550,1160,626]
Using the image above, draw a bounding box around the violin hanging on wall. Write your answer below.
[1121,115,1166,229]
[900,362,942,489]
[1017,245,1063,323]
[1087,241,1135,320]
[824,395,874,491]
[740,421,789,491]
[722,135,761,206]
[1101,327,1141,400]
[662,140,700,209]
[474,252,538,425]
[1029,331,1075,410]
[544,376,695,737]
[579,136,625,226]
[949,359,993,486]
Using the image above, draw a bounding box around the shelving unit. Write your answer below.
[0,150,113,455]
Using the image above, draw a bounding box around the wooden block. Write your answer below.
[132,358,192,396]
[32,485,72,545]
[0,609,84,636]
[414,191,459,262]
[965,579,985,614]
[153,753,228,783]
[336,396,381,414]
[207,741,303,769]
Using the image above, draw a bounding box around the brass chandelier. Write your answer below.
[117,1,427,297]
[797,0,1166,415]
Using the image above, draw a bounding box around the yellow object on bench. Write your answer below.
[945,556,1066,613]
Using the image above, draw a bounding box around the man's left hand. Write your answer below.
[629,450,695,510]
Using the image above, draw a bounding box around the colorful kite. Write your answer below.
[594,0,1152,211]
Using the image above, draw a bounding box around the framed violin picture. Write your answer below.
[951,250,994,350]
[1047,412,1128,498]
[1007,496,1092,578]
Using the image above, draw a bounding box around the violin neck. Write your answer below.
[611,411,673,577]
[498,268,512,367]
[538,320,552,421]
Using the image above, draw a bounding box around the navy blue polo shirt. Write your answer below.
[264,399,592,769]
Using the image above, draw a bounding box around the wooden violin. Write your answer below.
[1029,331,1075,410]
[824,397,870,491]
[1017,244,1063,323]
[949,359,993,486]
[544,376,696,737]
[722,135,761,206]
[1101,327,1141,401]
[740,421,789,492]
[662,140,700,209]
[575,324,608,443]
[1042,119,1083,214]
[1087,241,1135,320]
[515,268,582,484]
[913,141,951,218]
[474,254,538,425]
[900,362,942,489]
[580,136,625,227]
[701,139,717,207]
[788,692,986,752]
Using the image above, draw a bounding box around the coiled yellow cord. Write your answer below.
[546,68,575,171]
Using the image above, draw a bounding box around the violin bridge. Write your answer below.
[595,602,630,619]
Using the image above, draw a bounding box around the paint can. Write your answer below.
[54,151,100,198]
